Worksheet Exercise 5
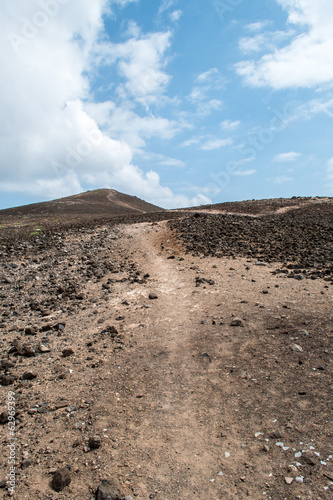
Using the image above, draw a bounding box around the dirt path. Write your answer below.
[117,223,229,498]
[107,191,143,213]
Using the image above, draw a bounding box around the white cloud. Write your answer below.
[270,175,294,184]
[236,0,333,88]
[273,152,302,162]
[180,137,201,147]
[191,193,212,206]
[220,119,240,130]
[158,0,178,16]
[197,99,223,117]
[86,101,182,151]
[200,138,233,151]
[188,68,226,116]
[246,21,272,32]
[170,10,182,22]
[197,68,219,83]
[234,169,256,176]
[0,0,201,209]
[113,0,138,6]
[238,30,294,54]
[103,30,172,107]
[157,157,185,168]
[0,172,83,200]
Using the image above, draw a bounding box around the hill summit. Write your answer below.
[0,189,163,220]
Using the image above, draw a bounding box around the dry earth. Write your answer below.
[0,206,332,500]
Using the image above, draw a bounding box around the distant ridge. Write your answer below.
[0,189,164,222]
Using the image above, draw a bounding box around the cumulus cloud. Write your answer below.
[0,0,201,209]
[188,68,226,117]
[245,21,272,32]
[200,138,233,151]
[220,119,240,130]
[273,152,302,162]
[234,169,256,176]
[170,10,182,22]
[236,0,333,88]
[102,30,172,107]
[238,30,294,54]
[180,137,201,147]
[85,101,182,151]
[158,0,178,16]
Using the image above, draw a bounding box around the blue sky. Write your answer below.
[0,0,333,209]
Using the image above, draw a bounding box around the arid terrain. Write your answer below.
[0,193,332,500]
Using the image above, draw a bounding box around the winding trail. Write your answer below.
[119,222,228,499]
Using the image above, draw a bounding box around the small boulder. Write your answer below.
[22,371,38,380]
[88,435,102,450]
[230,318,244,327]
[96,480,122,500]
[62,348,74,358]
[0,359,15,371]
[0,411,9,424]
[301,452,317,466]
[51,467,71,492]
[0,375,15,386]
[270,430,282,439]
[24,327,37,336]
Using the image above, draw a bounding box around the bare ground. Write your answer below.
[0,219,332,500]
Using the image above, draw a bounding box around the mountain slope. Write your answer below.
[0,189,164,223]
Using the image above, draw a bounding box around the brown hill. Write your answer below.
[0,189,163,222]
[0,189,167,243]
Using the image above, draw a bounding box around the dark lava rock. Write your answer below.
[22,344,36,357]
[0,359,15,370]
[149,293,158,300]
[0,375,15,386]
[168,204,333,282]
[301,452,317,466]
[54,322,66,331]
[269,430,282,439]
[24,326,37,336]
[10,340,36,357]
[96,480,122,500]
[41,324,52,332]
[62,348,74,357]
[230,318,244,327]
[22,371,38,380]
[0,411,9,424]
[89,435,102,449]
[51,467,71,492]
[102,326,119,338]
